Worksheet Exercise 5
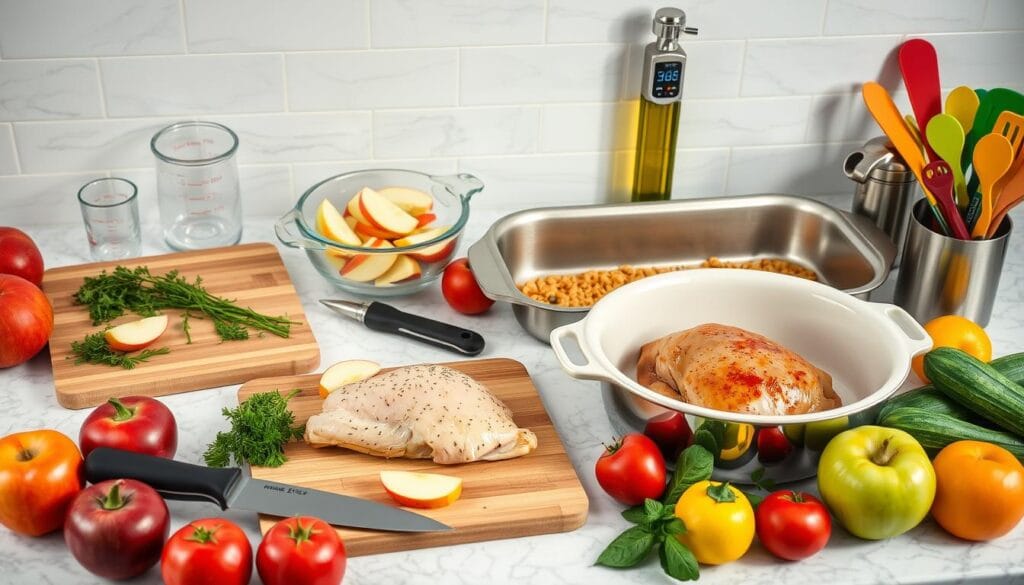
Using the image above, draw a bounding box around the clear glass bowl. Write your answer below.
[276,169,483,297]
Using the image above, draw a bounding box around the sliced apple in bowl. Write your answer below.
[316,199,362,248]
[318,359,382,398]
[105,315,169,352]
[378,187,434,216]
[338,237,398,282]
[358,187,419,236]
[375,255,422,286]
[380,470,462,509]
[394,227,456,263]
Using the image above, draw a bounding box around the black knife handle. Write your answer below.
[364,302,485,356]
[85,448,241,510]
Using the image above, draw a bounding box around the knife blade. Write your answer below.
[320,299,485,356]
[85,447,450,533]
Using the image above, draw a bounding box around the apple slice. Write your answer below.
[343,215,358,231]
[346,193,369,224]
[415,213,437,229]
[358,187,419,236]
[104,315,169,352]
[354,221,403,241]
[380,470,462,509]
[394,226,456,263]
[316,199,361,247]
[318,359,381,398]
[375,255,422,286]
[378,187,434,216]
[338,237,398,282]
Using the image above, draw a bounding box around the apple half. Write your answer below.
[375,255,422,286]
[377,187,434,216]
[394,227,455,263]
[104,315,169,352]
[380,470,462,509]
[318,359,382,398]
[338,237,398,282]
[358,187,419,236]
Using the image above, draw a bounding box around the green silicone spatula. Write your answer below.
[926,114,969,207]
[965,88,1024,195]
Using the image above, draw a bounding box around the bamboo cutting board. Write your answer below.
[238,358,589,556]
[43,243,320,409]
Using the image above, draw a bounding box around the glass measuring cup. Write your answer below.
[78,177,142,261]
[151,121,242,250]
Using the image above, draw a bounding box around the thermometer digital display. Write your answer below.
[651,61,682,99]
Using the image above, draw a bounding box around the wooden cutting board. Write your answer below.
[43,243,320,409]
[238,358,589,556]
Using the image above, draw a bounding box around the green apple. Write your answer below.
[804,416,849,452]
[817,425,935,540]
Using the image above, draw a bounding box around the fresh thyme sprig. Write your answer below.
[204,389,305,468]
[74,266,296,341]
[69,331,171,369]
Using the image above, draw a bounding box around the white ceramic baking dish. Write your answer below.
[549,269,931,483]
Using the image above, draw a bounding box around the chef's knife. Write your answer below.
[320,299,485,356]
[85,447,450,533]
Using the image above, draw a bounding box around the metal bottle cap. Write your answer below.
[653,7,698,41]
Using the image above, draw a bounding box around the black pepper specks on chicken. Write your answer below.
[304,365,538,464]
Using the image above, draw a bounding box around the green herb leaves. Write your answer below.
[69,331,170,369]
[596,443,714,581]
[204,389,305,468]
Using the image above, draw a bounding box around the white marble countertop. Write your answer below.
[2,206,1024,585]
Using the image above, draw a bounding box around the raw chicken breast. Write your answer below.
[305,364,537,464]
[636,323,840,415]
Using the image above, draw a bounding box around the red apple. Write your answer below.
[79,396,178,459]
[0,227,44,286]
[0,274,53,368]
[757,426,795,464]
[643,411,692,462]
[354,221,403,240]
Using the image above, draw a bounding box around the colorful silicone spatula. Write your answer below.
[899,39,942,161]
[965,88,1024,195]
[905,115,929,160]
[969,133,1014,239]
[861,81,949,234]
[926,114,969,207]
[922,161,970,239]
[987,160,1024,238]
[946,86,980,136]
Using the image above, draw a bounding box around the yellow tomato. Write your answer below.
[912,315,991,382]
[673,480,754,565]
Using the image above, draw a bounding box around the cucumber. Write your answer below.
[878,407,1024,460]
[876,386,979,424]
[990,352,1024,384]
[924,347,1024,437]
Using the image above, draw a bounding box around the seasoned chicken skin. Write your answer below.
[637,323,840,416]
[305,365,537,464]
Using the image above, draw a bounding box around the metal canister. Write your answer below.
[844,136,918,267]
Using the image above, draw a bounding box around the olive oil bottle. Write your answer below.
[631,8,697,202]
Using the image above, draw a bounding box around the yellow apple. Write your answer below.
[104,315,169,352]
[318,359,382,398]
[380,470,462,509]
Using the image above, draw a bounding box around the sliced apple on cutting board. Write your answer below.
[394,227,455,263]
[378,187,434,216]
[104,315,169,352]
[338,237,397,282]
[318,359,381,398]
[375,255,422,286]
[380,470,463,509]
[358,187,419,236]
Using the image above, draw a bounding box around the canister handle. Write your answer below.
[868,302,933,356]
[549,320,611,382]
[275,209,326,251]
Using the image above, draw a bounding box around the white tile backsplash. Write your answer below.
[0,0,183,58]
[0,60,103,121]
[0,125,18,175]
[370,0,545,48]
[101,55,285,117]
[286,50,458,111]
[184,0,368,53]
[0,0,1021,226]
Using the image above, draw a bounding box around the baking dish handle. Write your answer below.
[550,320,611,382]
[275,209,326,251]
[869,302,932,356]
[466,237,523,304]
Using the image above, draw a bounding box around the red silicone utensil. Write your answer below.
[922,161,970,240]
[899,39,942,161]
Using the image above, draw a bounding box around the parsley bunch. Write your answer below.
[69,331,170,369]
[204,389,305,468]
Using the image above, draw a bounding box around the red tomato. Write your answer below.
[65,479,169,579]
[0,227,44,287]
[161,519,252,585]
[80,396,178,459]
[257,516,346,585]
[0,429,84,536]
[755,490,831,561]
[0,274,53,368]
[441,258,494,315]
[756,427,795,464]
[595,433,666,505]
[643,411,692,462]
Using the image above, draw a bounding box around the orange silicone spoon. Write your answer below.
[970,133,1014,239]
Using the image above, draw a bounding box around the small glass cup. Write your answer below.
[77,177,142,261]
[151,121,242,250]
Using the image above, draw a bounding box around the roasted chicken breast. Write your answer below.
[637,323,840,415]
[305,365,537,464]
